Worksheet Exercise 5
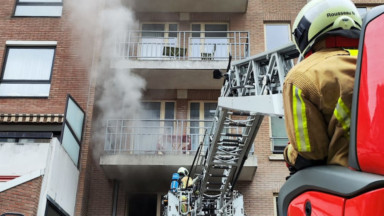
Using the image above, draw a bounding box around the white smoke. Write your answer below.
[66,0,145,157]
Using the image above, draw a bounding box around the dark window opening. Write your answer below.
[205,24,227,37]
[45,198,69,216]
[128,194,157,216]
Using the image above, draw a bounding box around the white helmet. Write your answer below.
[292,0,362,56]
[177,167,189,176]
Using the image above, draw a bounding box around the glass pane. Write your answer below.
[205,24,227,37]
[190,103,200,149]
[66,98,85,141]
[169,24,178,37]
[204,103,217,119]
[141,102,161,119]
[204,103,217,129]
[190,103,200,119]
[192,24,201,37]
[4,48,54,80]
[15,5,62,16]
[0,83,50,97]
[165,102,175,119]
[271,117,289,150]
[265,24,290,50]
[271,117,288,137]
[164,102,175,133]
[142,24,165,38]
[62,125,80,166]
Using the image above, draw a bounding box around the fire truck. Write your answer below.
[162,5,384,216]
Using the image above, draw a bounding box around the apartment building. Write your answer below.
[0,0,381,216]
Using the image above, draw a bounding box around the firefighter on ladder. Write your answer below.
[283,0,362,172]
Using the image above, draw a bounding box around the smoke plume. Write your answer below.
[66,0,145,158]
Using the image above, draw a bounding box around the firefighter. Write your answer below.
[177,167,197,189]
[283,0,362,171]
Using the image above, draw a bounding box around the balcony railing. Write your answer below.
[115,31,250,61]
[104,119,252,155]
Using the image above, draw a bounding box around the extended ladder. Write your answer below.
[164,43,300,216]
[194,43,299,215]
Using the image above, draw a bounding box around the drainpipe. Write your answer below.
[112,180,119,216]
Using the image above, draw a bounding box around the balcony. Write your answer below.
[100,119,257,193]
[123,0,248,13]
[113,31,250,69]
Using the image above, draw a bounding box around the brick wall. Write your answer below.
[0,1,95,215]
[0,177,42,216]
[0,0,92,114]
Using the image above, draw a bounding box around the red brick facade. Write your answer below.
[0,177,42,216]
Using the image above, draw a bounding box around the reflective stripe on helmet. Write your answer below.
[292,85,311,152]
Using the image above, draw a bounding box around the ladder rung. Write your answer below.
[210,174,228,178]
[212,165,231,169]
[207,182,223,185]
[221,139,242,143]
[227,122,247,127]
[222,133,243,137]
[219,143,240,147]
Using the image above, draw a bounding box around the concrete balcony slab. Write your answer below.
[100,154,257,193]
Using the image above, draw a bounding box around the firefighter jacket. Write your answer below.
[283,48,357,167]
[180,176,195,188]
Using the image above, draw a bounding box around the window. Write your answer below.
[140,101,175,132]
[270,117,289,154]
[141,23,179,59]
[14,0,63,17]
[265,23,291,51]
[61,95,85,167]
[190,23,229,60]
[0,45,56,97]
[0,132,52,143]
[189,102,217,149]
[131,101,175,153]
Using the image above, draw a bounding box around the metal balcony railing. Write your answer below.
[104,119,252,155]
[115,31,250,61]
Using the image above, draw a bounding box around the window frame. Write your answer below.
[140,22,179,39]
[60,95,86,168]
[188,101,218,144]
[190,23,229,38]
[0,44,56,98]
[13,0,63,18]
[140,100,176,121]
[269,116,289,154]
[264,23,291,51]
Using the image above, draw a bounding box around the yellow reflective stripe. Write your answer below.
[292,86,311,152]
[334,97,351,138]
[345,49,359,57]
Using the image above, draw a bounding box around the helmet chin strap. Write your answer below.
[304,36,359,58]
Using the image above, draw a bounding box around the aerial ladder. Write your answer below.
[162,43,299,216]
[163,5,384,216]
